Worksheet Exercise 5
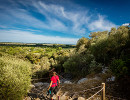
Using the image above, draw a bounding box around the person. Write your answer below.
[48,71,60,100]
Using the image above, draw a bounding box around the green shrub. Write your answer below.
[110,59,128,78]
[89,60,102,74]
[63,53,95,77]
[0,55,32,100]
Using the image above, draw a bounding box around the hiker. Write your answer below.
[48,71,60,100]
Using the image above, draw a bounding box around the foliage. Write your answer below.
[74,26,129,78]
[89,60,102,74]
[0,54,31,100]
[76,37,90,52]
[40,57,50,70]
[0,46,72,79]
[110,59,128,78]
[63,52,102,77]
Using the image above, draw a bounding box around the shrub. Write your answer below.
[0,55,32,100]
[63,53,95,77]
[89,60,102,74]
[110,59,128,78]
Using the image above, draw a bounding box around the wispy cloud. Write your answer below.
[0,0,117,43]
[0,30,78,44]
[0,0,116,34]
[88,15,116,31]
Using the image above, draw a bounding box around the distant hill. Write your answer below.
[0,42,76,48]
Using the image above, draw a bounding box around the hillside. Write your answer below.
[0,26,130,100]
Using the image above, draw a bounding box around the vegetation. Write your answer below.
[0,25,129,99]
[71,26,130,79]
[0,53,31,100]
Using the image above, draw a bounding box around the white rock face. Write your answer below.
[77,78,88,84]
[78,97,86,100]
[33,82,44,87]
[64,81,72,84]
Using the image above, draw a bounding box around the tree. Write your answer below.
[76,37,89,51]
[109,27,116,35]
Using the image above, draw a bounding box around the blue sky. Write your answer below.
[0,0,129,44]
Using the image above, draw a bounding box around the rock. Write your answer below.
[34,82,44,87]
[30,84,35,88]
[77,78,88,84]
[55,92,69,100]
[64,81,72,84]
[106,76,115,82]
[59,95,69,100]
[72,93,78,99]
[23,97,31,100]
[60,79,65,83]
[102,67,109,73]
[42,82,49,87]
[111,76,115,81]
[78,97,86,100]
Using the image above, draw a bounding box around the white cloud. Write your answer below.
[32,1,90,35]
[0,30,78,44]
[0,0,117,44]
[88,15,116,31]
[122,23,130,26]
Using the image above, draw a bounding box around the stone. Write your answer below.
[59,95,69,100]
[34,82,44,87]
[23,97,31,100]
[78,97,86,100]
[102,67,109,73]
[30,84,35,88]
[42,82,49,87]
[77,78,88,84]
[106,76,115,82]
[72,93,78,99]
[64,81,72,84]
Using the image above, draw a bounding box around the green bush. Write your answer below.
[89,60,102,74]
[0,55,32,100]
[63,53,95,77]
[110,59,128,78]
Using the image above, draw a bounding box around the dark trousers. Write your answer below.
[50,86,58,97]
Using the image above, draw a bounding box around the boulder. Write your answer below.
[102,67,109,73]
[106,76,115,82]
[30,84,35,88]
[64,81,72,84]
[59,95,69,100]
[23,97,31,100]
[77,78,88,84]
[34,82,44,87]
[58,92,69,100]
[78,97,86,100]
